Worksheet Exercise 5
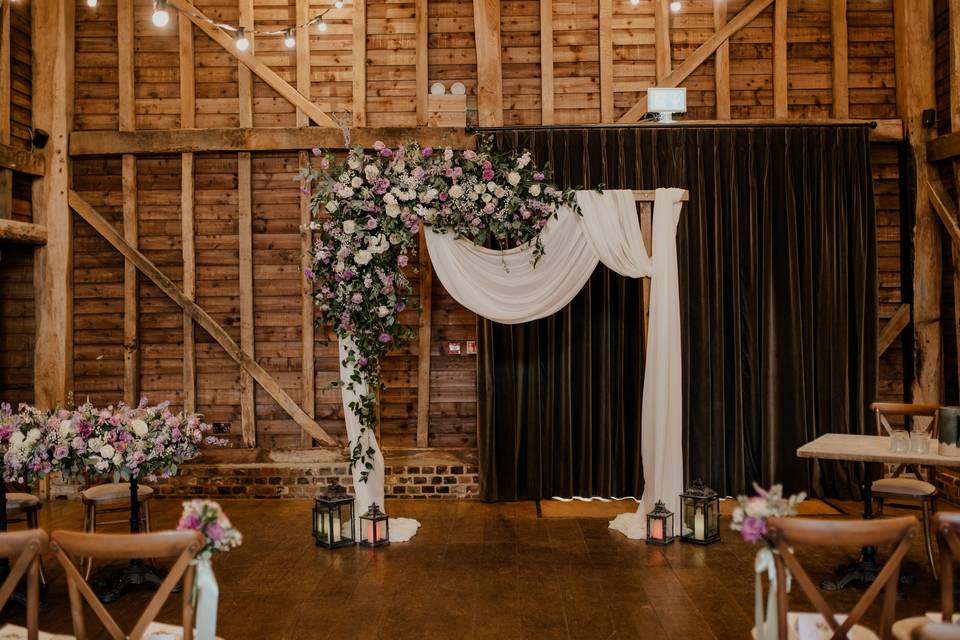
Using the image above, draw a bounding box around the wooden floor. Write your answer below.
[0,498,943,639]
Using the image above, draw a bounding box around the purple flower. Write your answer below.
[178,513,201,531]
[205,522,225,542]
[739,516,768,544]
[351,293,363,304]
[463,150,477,161]
[378,333,391,344]
[422,146,433,157]
[533,172,544,181]
[482,168,495,181]
[53,446,68,460]
[380,148,394,158]
[343,269,354,279]
[300,186,311,196]
[395,302,406,313]
[397,255,409,268]
[358,357,368,366]
[304,267,316,281]
[312,147,322,157]
[439,192,449,202]
[366,217,378,230]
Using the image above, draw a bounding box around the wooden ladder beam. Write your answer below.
[68,191,338,447]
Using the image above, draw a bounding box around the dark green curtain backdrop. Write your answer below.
[481,126,877,501]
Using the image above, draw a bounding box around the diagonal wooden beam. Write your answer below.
[166,0,338,128]
[619,0,774,123]
[878,303,910,357]
[928,175,960,246]
[68,190,338,447]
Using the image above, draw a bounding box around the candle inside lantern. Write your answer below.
[650,518,664,540]
[332,513,341,543]
[367,521,381,543]
[694,508,705,540]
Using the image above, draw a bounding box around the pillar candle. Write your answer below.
[694,509,705,540]
[650,519,664,540]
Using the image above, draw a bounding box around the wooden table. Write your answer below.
[797,433,958,589]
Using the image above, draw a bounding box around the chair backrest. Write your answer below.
[935,512,960,622]
[870,402,940,437]
[0,529,47,640]
[50,529,203,640]
[767,515,918,640]
[914,623,960,640]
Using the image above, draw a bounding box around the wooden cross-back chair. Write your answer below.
[766,515,918,640]
[870,402,940,578]
[0,529,47,640]
[50,530,203,640]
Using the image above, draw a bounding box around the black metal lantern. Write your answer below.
[312,481,356,549]
[645,500,676,545]
[680,479,720,545]
[359,502,390,548]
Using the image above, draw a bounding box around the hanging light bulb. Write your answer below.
[152,0,170,27]
[629,0,640,4]
[317,18,328,32]
[284,28,296,48]
[669,0,681,11]
[87,0,98,7]
[235,27,250,51]
[335,0,344,8]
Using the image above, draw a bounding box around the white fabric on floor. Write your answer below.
[425,188,686,539]
[338,338,421,542]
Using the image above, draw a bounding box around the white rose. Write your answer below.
[26,428,41,443]
[473,183,486,195]
[59,419,73,437]
[449,184,464,199]
[377,306,390,317]
[507,171,521,186]
[10,432,24,446]
[368,234,390,254]
[113,453,124,465]
[384,193,397,205]
[390,233,403,244]
[350,176,363,189]
[487,181,498,192]
[482,193,492,203]
[99,444,115,459]
[334,261,346,273]
[354,250,373,265]
[394,160,406,173]
[341,188,354,199]
[443,148,454,161]
[364,165,380,181]
[529,184,541,197]
[325,201,338,213]
[494,187,506,199]
[342,220,356,234]
[131,419,149,438]
[385,203,401,218]
[348,158,361,170]
[517,153,531,168]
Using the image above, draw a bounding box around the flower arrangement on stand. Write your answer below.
[303,138,574,479]
[731,484,806,640]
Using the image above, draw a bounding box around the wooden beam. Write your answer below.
[32,0,74,411]
[167,0,337,127]
[179,0,196,414]
[300,151,315,448]
[895,0,941,405]
[654,0,671,82]
[473,0,503,126]
[599,0,614,123]
[773,0,788,118]
[879,304,911,357]
[0,218,46,244]
[0,0,12,219]
[417,230,432,448]
[119,0,139,408]
[619,0,774,123]
[69,127,476,156]
[0,143,44,176]
[296,0,310,129]
[540,0,554,125]
[949,0,960,397]
[353,0,366,127]
[714,0,730,120]
[415,0,428,126]
[68,191,337,446]
[831,0,849,119]
[237,0,256,448]
[928,176,960,246]
[929,132,960,162]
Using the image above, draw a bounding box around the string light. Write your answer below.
[317,18,328,32]
[152,0,170,28]
[670,1,681,11]
[86,0,98,7]
[629,0,640,4]
[235,27,250,51]
[335,0,344,7]
[284,28,296,49]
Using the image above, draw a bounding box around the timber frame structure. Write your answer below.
[0,0,953,472]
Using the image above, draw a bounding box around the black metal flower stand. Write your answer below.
[92,475,166,603]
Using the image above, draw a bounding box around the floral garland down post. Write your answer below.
[303,139,574,481]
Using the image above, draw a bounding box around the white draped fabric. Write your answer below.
[338,338,421,543]
[426,187,686,537]
[337,187,685,542]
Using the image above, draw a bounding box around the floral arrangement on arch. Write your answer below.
[177,499,242,560]
[302,139,574,479]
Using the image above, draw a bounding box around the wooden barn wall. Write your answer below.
[1,0,908,451]
[0,0,34,408]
